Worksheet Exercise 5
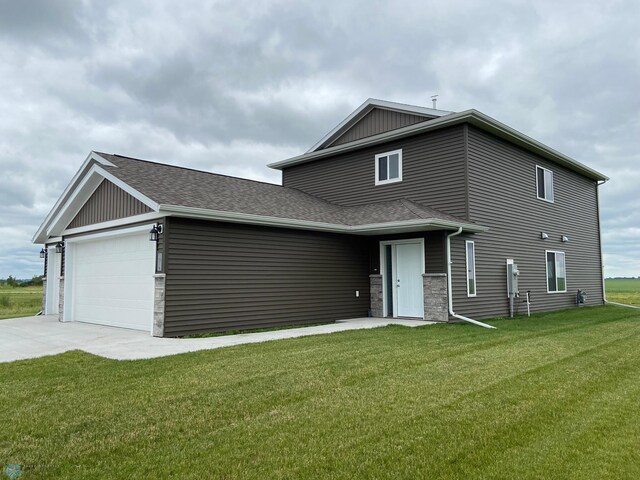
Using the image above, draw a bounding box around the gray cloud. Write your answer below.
[0,0,638,278]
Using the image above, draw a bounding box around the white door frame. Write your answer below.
[380,238,425,319]
[63,224,156,329]
[45,246,60,315]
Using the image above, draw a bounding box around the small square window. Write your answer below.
[375,150,402,185]
[536,166,554,202]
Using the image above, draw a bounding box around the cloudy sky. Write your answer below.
[0,0,638,279]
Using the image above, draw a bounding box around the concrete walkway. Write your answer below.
[0,315,432,363]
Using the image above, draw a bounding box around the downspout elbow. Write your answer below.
[446,227,496,330]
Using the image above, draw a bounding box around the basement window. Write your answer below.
[375,149,402,185]
[546,250,566,293]
[536,166,554,202]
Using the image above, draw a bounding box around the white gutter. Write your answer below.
[159,204,488,235]
[446,227,497,329]
[268,110,608,182]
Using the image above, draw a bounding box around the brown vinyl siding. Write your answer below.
[328,108,432,148]
[68,179,152,228]
[284,125,469,219]
[450,126,604,319]
[163,217,370,336]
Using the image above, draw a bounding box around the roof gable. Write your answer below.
[68,179,153,229]
[33,152,160,243]
[327,107,433,148]
[307,98,453,153]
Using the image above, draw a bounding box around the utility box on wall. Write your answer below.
[506,259,520,317]
[506,259,520,297]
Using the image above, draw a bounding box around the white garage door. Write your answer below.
[70,232,155,331]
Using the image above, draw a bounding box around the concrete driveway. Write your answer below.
[0,315,431,363]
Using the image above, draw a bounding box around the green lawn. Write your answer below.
[2,305,640,479]
[0,285,42,319]
[606,278,640,306]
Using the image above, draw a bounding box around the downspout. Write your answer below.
[446,227,497,329]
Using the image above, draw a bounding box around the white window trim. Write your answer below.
[465,240,477,297]
[536,165,555,203]
[545,250,567,294]
[375,149,403,186]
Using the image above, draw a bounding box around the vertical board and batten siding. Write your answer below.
[68,179,152,228]
[163,218,371,336]
[450,126,604,319]
[328,108,432,148]
[284,125,469,219]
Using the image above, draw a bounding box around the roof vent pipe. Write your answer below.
[446,227,496,329]
[431,95,438,109]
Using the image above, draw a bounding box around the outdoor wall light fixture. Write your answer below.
[561,235,569,243]
[149,224,163,242]
[55,242,64,253]
[39,248,46,258]
[540,232,549,240]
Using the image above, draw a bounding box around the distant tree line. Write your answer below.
[0,275,44,287]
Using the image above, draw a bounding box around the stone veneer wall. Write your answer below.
[42,279,47,313]
[153,274,166,337]
[58,277,65,322]
[369,274,383,318]
[423,273,448,322]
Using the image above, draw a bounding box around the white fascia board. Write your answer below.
[305,98,454,154]
[32,151,117,244]
[159,204,487,235]
[62,212,165,237]
[41,164,160,242]
[269,109,608,182]
[64,223,156,243]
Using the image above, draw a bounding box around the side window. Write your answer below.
[466,240,476,297]
[375,149,402,185]
[546,250,566,293]
[536,166,554,202]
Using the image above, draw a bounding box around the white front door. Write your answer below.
[395,243,424,317]
[45,246,60,315]
[381,240,424,319]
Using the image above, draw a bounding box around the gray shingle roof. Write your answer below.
[97,152,478,229]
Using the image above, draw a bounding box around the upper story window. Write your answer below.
[536,166,554,202]
[375,149,402,186]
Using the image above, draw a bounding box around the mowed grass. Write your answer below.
[0,285,42,319]
[606,278,640,306]
[2,306,640,479]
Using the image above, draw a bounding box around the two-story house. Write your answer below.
[33,99,608,337]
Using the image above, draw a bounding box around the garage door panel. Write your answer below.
[71,232,154,332]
